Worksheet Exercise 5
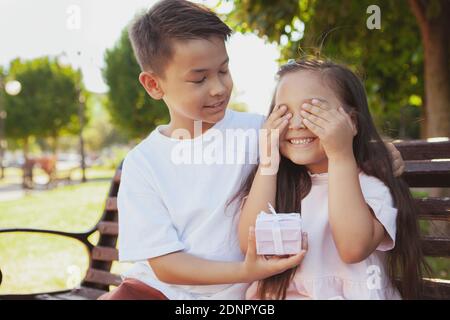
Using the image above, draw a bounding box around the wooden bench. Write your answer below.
[0,139,449,299]
[393,139,450,299]
[0,163,123,300]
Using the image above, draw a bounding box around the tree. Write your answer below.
[4,57,80,158]
[409,0,450,137]
[103,28,169,140]
[227,0,449,139]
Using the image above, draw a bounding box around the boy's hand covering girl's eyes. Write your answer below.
[241,226,307,282]
[300,99,356,159]
[260,104,292,170]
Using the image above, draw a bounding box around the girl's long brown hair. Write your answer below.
[234,59,429,300]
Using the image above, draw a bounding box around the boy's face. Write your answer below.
[157,36,233,132]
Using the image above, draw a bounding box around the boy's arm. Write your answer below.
[148,226,306,285]
[149,252,244,285]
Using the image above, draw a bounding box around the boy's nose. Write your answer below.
[210,77,226,96]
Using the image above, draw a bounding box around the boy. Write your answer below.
[99,0,404,300]
[99,0,306,300]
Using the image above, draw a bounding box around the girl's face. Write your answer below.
[275,70,343,173]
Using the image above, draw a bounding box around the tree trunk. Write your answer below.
[52,134,58,158]
[22,136,33,189]
[409,0,450,240]
[409,0,450,138]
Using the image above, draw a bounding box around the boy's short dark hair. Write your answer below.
[129,0,232,76]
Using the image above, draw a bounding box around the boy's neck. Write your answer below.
[160,120,216,139]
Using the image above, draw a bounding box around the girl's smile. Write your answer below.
[285,136,318,147]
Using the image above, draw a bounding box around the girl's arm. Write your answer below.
[238,105,292,254]
[327,153,386,263]
[238,165,277,253]
[301,100,385,264]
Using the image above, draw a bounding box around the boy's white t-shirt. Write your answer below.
[118,109,265,300]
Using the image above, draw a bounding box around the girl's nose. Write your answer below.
[288,109,306,129]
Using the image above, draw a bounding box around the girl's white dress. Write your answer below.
[246,172,402,300]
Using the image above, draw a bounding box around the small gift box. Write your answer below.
[255,203,302,255]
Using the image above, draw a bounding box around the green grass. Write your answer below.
[0,167,132,295]
[0,181,107,232]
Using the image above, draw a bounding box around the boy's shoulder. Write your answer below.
[122,132,157,167]
[223,109,265,130]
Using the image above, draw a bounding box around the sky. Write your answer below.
[0,0,281,115]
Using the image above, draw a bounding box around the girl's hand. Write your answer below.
[259,105,292,174]
[300,99,356,160]
[241,226,306,282]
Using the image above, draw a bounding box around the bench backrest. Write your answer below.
[86,140,450,298]
[81,164,121,291]
[393,139,450,299]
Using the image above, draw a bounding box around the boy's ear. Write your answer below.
[139,71,164,100]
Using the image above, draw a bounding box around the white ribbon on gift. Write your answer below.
[267,202,284,255]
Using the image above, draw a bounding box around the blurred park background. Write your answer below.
[0,0,449,295]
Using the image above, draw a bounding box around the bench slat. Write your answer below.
[421,237,450,257]
[35,287,107,300]
[92,246,119,261]
[403,161,450,187]
[416,198,450,221]
[105,197,117,211]
[113,170,121,184]
[394,140,450,160]
[98,221,118,236]
[84,268,122,287]
[422,278,450,299]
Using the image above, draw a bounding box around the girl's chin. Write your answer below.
[281,151,327,167]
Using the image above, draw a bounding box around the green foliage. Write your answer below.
[4,57,81,142]
[83,93,128,152]
[103,28,170,140]
[227,0,424,138]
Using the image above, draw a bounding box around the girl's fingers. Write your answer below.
[272,112,292,129]
[301,103,331,122]
[300,110,327,129]
[311,98,329,110]
[302,118,325,137]
[269,104,288,122]
[275,117,290,137]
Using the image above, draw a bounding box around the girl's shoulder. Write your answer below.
[358,172,394,205]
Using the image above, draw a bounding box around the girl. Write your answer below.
[237,59,428,300]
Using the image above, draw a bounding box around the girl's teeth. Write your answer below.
[290,138,314,145]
